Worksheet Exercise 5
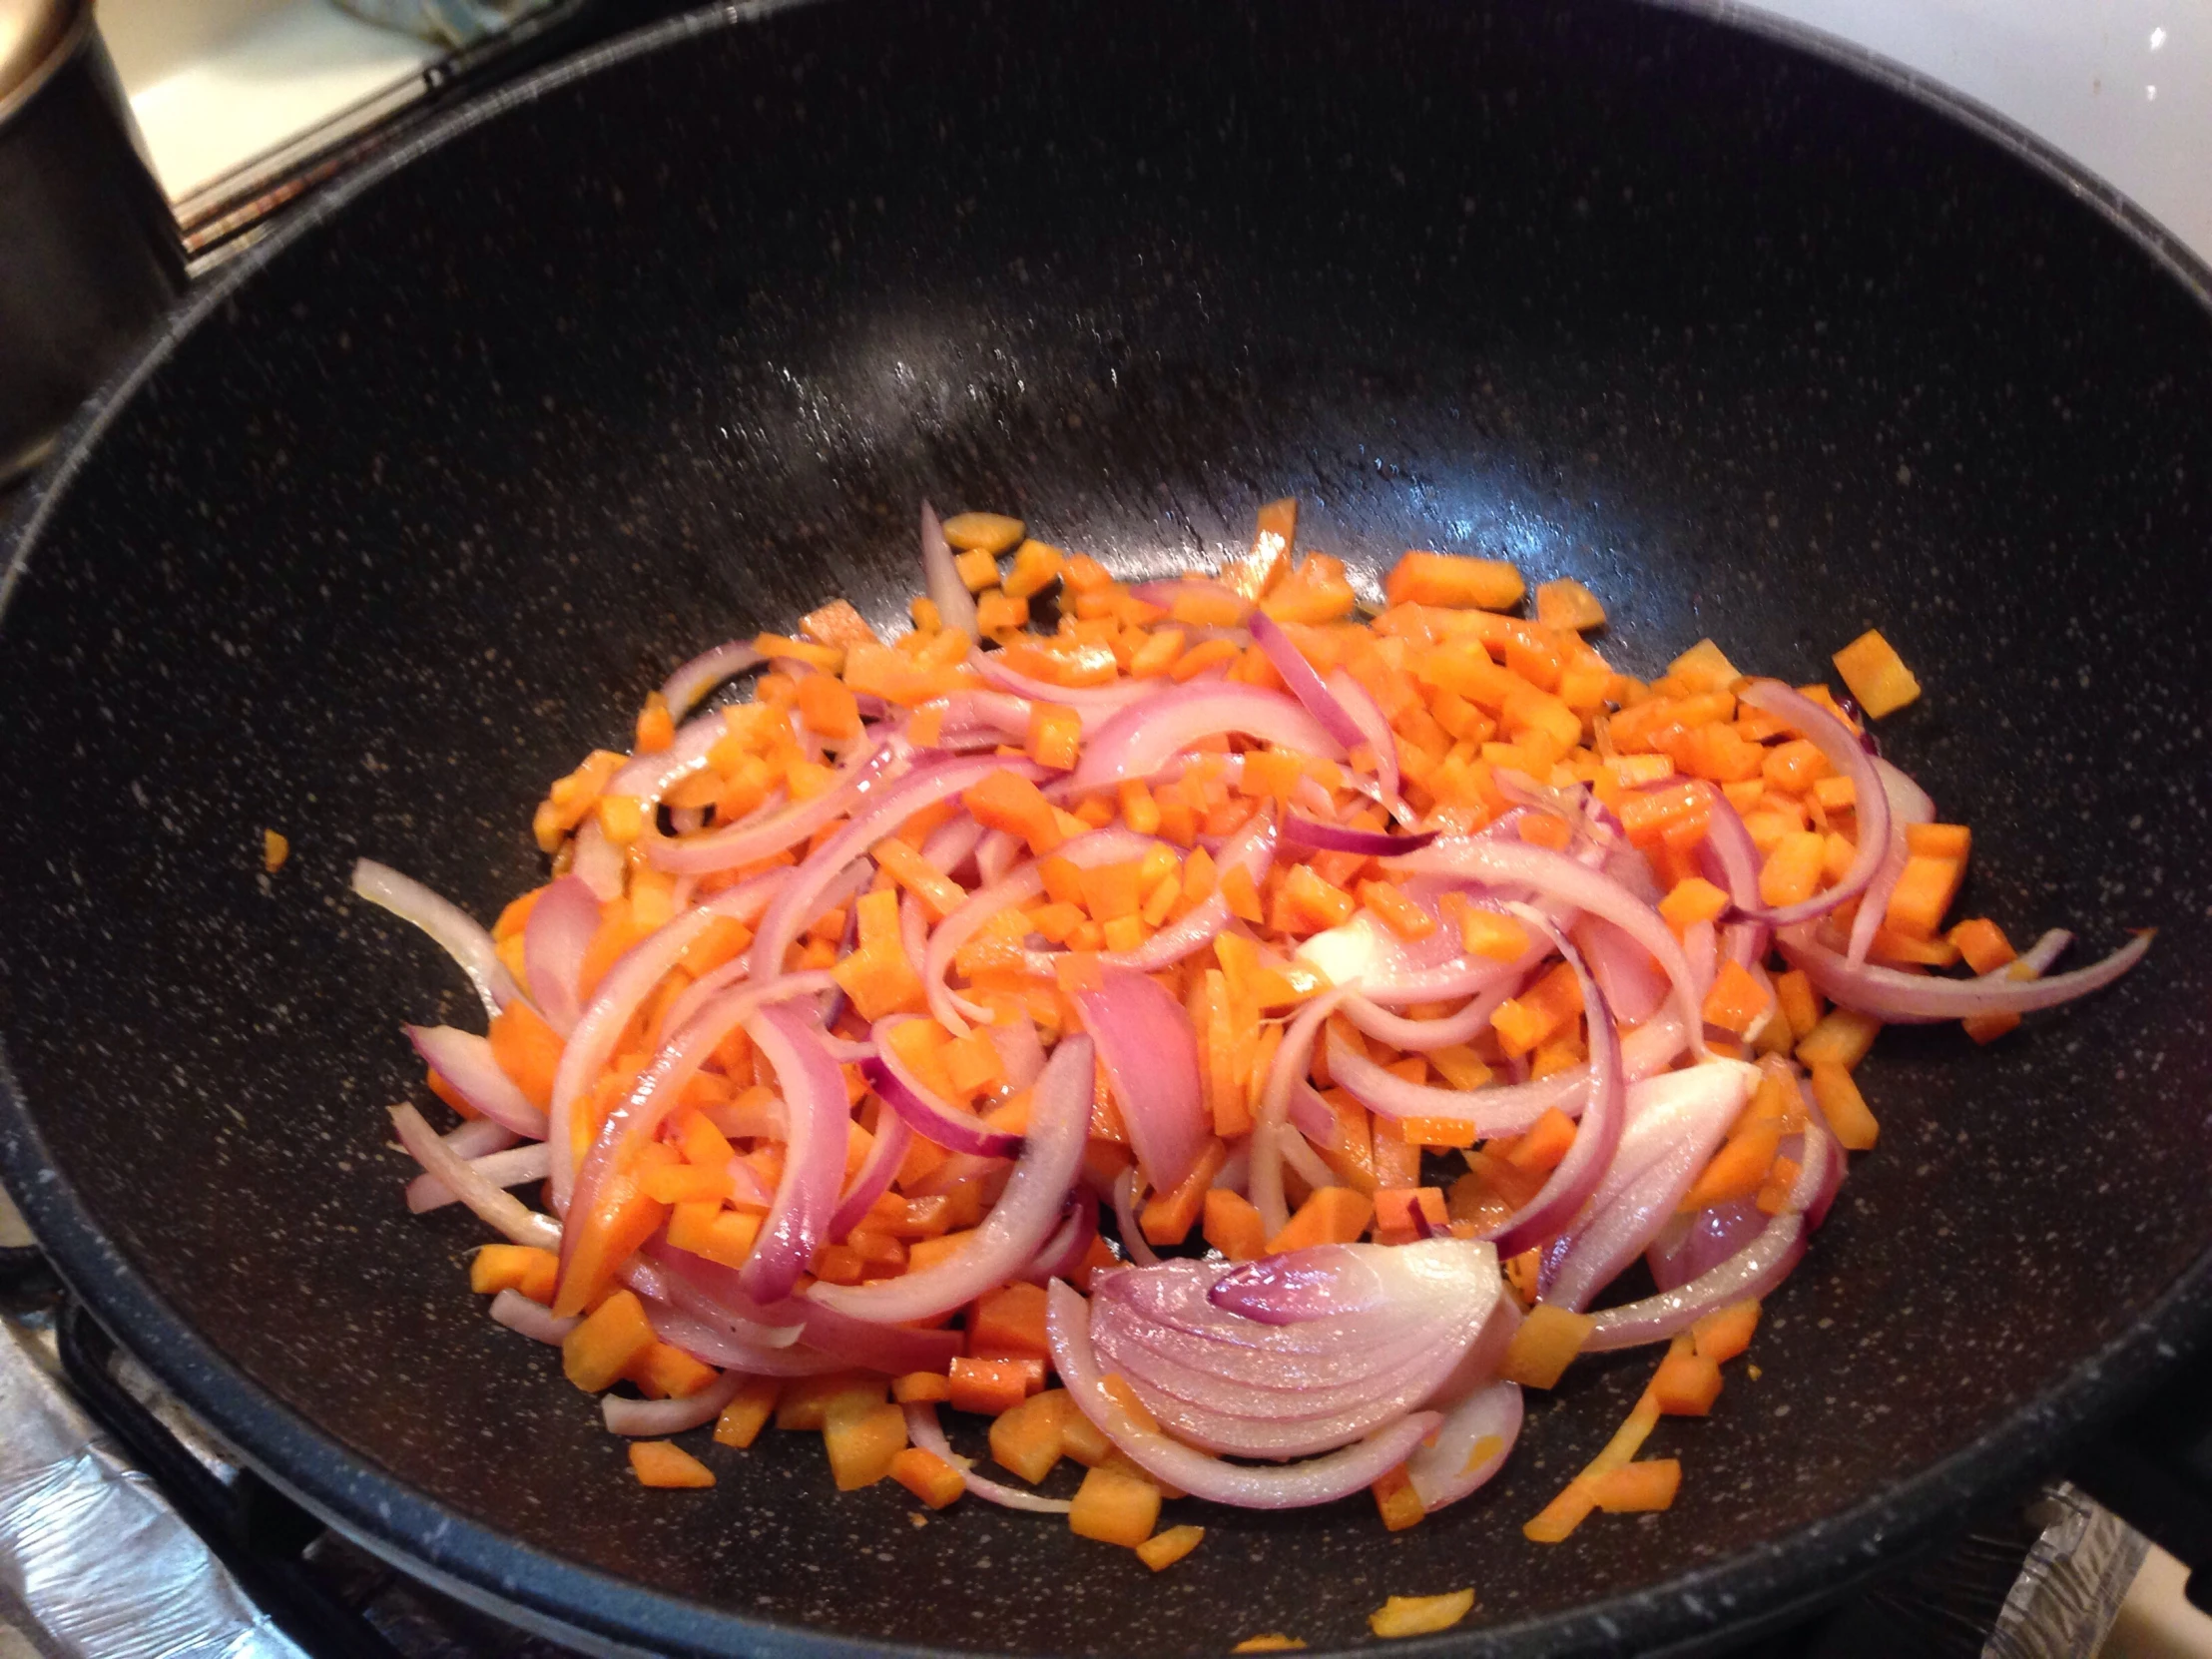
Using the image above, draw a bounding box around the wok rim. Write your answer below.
[2,2,2209,1654]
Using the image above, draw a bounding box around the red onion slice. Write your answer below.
[570,818,626,901]
[388,1104,559,1252]
[1776,922,2151,1022]
[1045,1281,1443,1509]
[1724,681,1894,929]
[1249,612,1371,752]
[920,501,980,638]
[1583,1214,1808,1354]
[969,651,1167,728]
[829,1109,912,1242]
[489,1288,577,1346]
[645,1307,849,1378]
[1846,756,1936,964]
[406,1143,549,1214]
[1338,987,1507,1054]
[647,735,908,876]
[1077,808,1279,975]
[405,1025,547,1138]
[1282,817,1437,857]
[607,708,728,810]
[1250,985,1359,1235]
[1112,1167,1162,1267]
[645,1244,966,1374]
[1385,837,1710,1058]
[1020,1199,1099,1286]
[1070,683,1347,794]
[904,1402,1074,1513]
[805,1034,1094,1325]
[441,1117,519,1159]
[987,1010,1046,1090]
[1325,668,1405,822]
[737,1003,853,1304]
[1572,916,1669,1029]
[601,1370,746,1437]
[1405,1379,1523,1513]
[521,875,600,1037]
[661,640,767,722]
[748,753,1048,980]
[353,858,520,1019]
[862,1017,1023,1159]
[1075,969,1210,1193]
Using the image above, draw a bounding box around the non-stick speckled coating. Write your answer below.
[1,0,2209,1654]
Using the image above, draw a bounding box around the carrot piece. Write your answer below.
[1693,1301,1762,1364]
[1499,1305,1594,1388]
[1773,968,1823,1039]
[969,1282,1052,1360]
[1947,916,2016,975]
[1535,578,1606,632]
[1371,1186,1448,1245]
[1796,1006,1881,1069]
[486,999,565,1111]
[1758,830,1828,908]
[1506,1107,1577,1174]
[890,1446,966,1508]
[629,1440,715,1488]
[1808,1059,1880,1151]
[988,1388,1074,1484]
[1681,1123,1782,1213]
[625,1341,718,1400]
[776,1373,887,1432]
[1026,702,1083,770]
[1358,879,1437,941]
[1658,875,1730,935]
[469,1244,560,1301]
[1202,1188,1270,1262]
[1831,630,1921,718]
[961,769,1065,854]
[665,1203,761,1271]
[1266,1187,1375,1254]
[1077,859,1145,922]
[1068,1464,1162,1547]
[1141,1138,1229,1245]
[554,1172,670,1318]
[1135,1523,1206,1571]
[892,1372,953,1405]
[797,673,861,739]
[1651,1348,1724,1415]
[1524,1341,1678,1542]
[1884,853,1963,939]
[825,1398,908,1490]
[1589,1459,1682,1512]
[711,1378,781,1448]
[1399,1114,1479,1148]
[1229,1638,1307,1654]
[1003,540,1066,600]
[946,1358,1034,1415]
[1369,1591,1476,1638]
[561,1290,656,1392]
[640,1163,735,1204]
[976,590,1029,634]
[1701,959,1775,1038]
[1371,1463,1426,1531]
[870,836,965,920]
[1384,550,1525,611]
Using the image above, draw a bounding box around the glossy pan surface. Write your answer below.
[1,0,2208,1653]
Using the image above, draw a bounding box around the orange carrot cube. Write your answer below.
[629,1440,715,1488]
[890,1446,966,1509]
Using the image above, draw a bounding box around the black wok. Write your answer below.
[2,0,2210,1653]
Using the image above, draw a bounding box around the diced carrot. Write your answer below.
[976,590,1029,635]
[1003,540,1066,600]
[1659,876,1730,935]
[962,769,1064,854]
[1796,1007,1882,1070]
[947,1357,1035,1415]
[1458,908,1530,961]
[554,1172,670,1318]
[1535,578,1606,632]
[1068,1464,1162,1547]
[797,673,861,739]
[1141,1138,1229,1245]
[969,1282,1052,1361]
[1651,1349,1724,1415]
[1701,958,1775,1038]
[1808,1059,1880,1151]
[1266,1187,1375,1254]
[1499,1305,1594,1388]
[713,1378,781,1448]
[625,1341,718,1401]
[891,1446,967,1508]
[629,1440,715,1488]
[777,1373,888,1432]
[1372,1463,1426,1531]
[486,999,565,1111]
[561,1290,656,1393]
[1398,1114,1479,1148]
[1774,968,1823,1039]
[1692,1301,1762,1364]
[1368,1591,1476,1638]
[988,1388,1074,1484]
[1384,550,1525,611]
[665,1202,761,1271]
[1505,1107,1577,1175]
[1589,1459,1682,1512]
[1135,1524,1206,1571]
[825,1398,908,1490]
[1026,702,1083,771]
[892,1372,953,1405]
[1884,853,1963,939]
[1947,916,2016,975]
[1228,1637,1307,1654]
[871,837,965,920]
[1831,630,1921,718]
[1681,1123,1782,1213]
[1203,1188,1270,1262]
[1371,1186,1448,1245]
[470,1244,560,1301]
[1758,831,1827,908]
[1358,879,1436,941]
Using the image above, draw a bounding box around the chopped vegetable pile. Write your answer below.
[358,496,2150,1589]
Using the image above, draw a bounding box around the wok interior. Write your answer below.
[1,0,2208,1651]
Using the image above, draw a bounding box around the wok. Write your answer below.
[2,0,2209,1653]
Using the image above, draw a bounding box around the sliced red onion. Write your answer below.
[830,1110,911,1242]
[662,640,767,722]
[602,1369,746,1437]
[1112,1167,1163,1267]
[646,1244,964,1373]
[608,708,728,811]
[748,753,1048,980]
[406,1143,550,1214]
[1046,1281,1442,1508]
[1282,817,1437,857]
[521,876,600,1036]
[987,1010,1046,1090]
[1074,808,1279,976]
[1336,987,1497,1054]
[1583,1214,1808,1354]
[1076,968,1210,1193]
[916,690,1037,752]
[974,828,1022,884]
[1538,1060,1759,1311]
[570,818,627,902]
[645,1307,848,1378]
[1325,668,1405,822]
[656,865,849,1041]
[918,812,988,881]
[1385,838,1710,1058]
[1481,914,1624,1259]
[1721,681,1893,930]
[405,1025,548,1138]
[904,1402,1074,1513]
[1405,1379,1523,1512]
[353,858,520,1019]
[1647,1200,1767,1294]
[647,736,908,876]
[1847,756,1936,965]
[806,1034,1094,1324]
[862,1017,1023,1159]
[1684,916,1718,1000]
[489,1288,577,1346]
[1276,1120,1343,1196]
[737,1003,852,1304]
[969,651,1166,728]
[388,1104,559,1252]
[1572,917,1669,1029]
[1285,1081,1342,1149]
[1250,986,1358,1235]
[921,501,980,638]
[1249,612,1370,751]
[1128,576,1253,615]
[1070,683,1348,794]
[1777,923,2150,1022]
[441,1116,519,1159]
[1022,1199,1099,1286]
